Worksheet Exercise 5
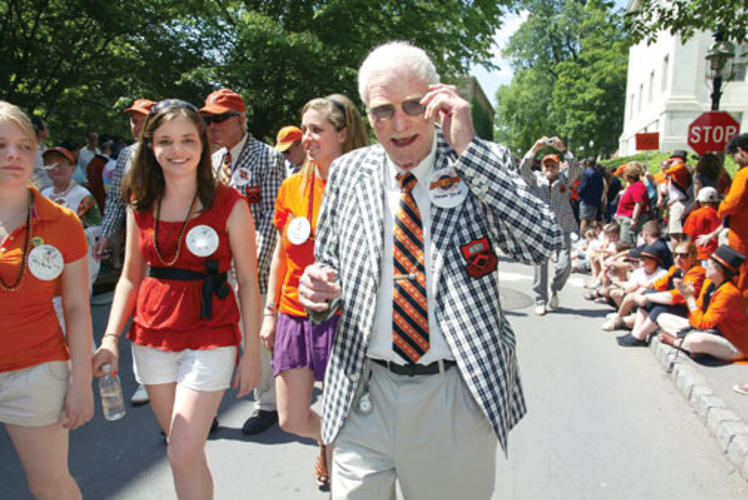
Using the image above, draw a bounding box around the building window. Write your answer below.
[662,55,669,91]
[649,71,654,102]
[638,83,643,112]
[730,44,747,81]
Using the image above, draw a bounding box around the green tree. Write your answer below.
[494,0,628,157]
[625,0,747,45]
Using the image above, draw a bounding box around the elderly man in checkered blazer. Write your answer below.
[299,41,563,500]
[518,137,580,316]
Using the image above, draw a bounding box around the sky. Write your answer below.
[473,0,630,107]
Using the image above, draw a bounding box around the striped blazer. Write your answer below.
[314,131,563,453]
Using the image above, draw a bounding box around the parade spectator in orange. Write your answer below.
[616,241,705,346]
[658,245,747,360]
[0,101,93,500]
[719,133,748,295]
[682,187,721,261]
[261,94,367,489]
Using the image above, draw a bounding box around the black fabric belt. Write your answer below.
[147,261,229,320]
[371,358,456,376]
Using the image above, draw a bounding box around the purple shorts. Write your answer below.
[272,313,337,381]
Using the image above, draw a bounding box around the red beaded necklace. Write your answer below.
[153,191,198,266]
[0,189,33,293]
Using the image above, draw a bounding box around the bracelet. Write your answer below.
[103,333,119,340]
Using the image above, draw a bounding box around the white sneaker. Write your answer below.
[549,292,559,310]
[130,384,149,406]
[534,304,547,316]
[601,316,623,331]
[605,312,619,319]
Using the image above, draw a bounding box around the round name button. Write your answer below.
[186,225,220,257]
[28,244,64,281]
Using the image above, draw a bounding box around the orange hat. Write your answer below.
[542,154,560,165]
[124,99,156,115]
[274,126,303,152]
[665,162,691,189]
[199,89,246,115]
[42,146,75,165]
[613,164,626,177]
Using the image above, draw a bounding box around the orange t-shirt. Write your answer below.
[1,187,87,372]
[273,173,327,317]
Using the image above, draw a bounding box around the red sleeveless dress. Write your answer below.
[128,184,244,351]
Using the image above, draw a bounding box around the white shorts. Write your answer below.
[0,361,68,427]
[131,344,237,392]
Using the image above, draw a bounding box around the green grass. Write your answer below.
[599,152,739,176]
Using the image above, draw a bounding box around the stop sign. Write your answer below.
[688,111,740,155]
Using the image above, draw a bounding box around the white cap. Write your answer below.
[697,187,719,203]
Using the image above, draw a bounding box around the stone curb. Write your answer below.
[649,338,748,480]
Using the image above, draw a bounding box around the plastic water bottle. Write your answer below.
[99,364,126,421]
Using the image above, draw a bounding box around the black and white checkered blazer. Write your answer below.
[211,136,285,294]
[315,131,563,453]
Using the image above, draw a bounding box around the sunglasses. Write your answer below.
[674,252,691,258]
[149,99,198,116]
[202,111,239,125]
[368,97,425,121]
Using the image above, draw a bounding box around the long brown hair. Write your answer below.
[124,100,215,212]
[298,93,368,192]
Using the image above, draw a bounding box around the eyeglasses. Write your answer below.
[674,252,691,258]
[368,97,425,121]
[149,99,198,116]
[202,112,240,125]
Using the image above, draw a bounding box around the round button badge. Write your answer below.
[428,167,468,208]
[28,244,64,281]
[231,167,251,187]
[186,225,220,257]
[286,217,311,245]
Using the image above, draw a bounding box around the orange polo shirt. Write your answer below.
[682,206,721,260]
[1,186,87,372]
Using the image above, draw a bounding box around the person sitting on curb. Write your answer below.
[616,241,705,347]
[657,245,748,361]
[600,243,668,331]
[683,187,722,262]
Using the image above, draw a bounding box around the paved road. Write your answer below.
[2,258,747,499]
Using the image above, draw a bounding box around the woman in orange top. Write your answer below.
[0,101,93,499]
[261,94,367,489]
[719,133,748,294]
[618,241,705,346]
[658,245,748,360]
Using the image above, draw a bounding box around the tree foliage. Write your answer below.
[494,0,628,157]
[1,0,510,145]
[625,0,747,45]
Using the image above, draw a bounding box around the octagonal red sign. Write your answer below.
[688,112,740,155]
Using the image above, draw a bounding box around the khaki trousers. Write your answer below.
[332,361,497,500]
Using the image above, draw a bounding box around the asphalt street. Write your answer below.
[2,257,747,499]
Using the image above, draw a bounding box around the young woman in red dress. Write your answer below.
[93,100,262,500]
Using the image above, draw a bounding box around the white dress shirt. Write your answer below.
[367,136,454,364]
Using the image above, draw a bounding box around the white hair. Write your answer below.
[357,41,440,105]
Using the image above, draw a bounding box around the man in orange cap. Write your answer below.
[94,97,155,405]
[519,136,580,315]
[274,125,305,176]
[199,88,285,435]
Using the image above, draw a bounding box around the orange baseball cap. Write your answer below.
[199,89,246,115]
[665,162,691,188]
[42,146,75,165]
[542,154,560,164]
[124,99,156,115]
[274,126,303,152]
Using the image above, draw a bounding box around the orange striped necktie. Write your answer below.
[219,151,232,185]
[392,172,429,363]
